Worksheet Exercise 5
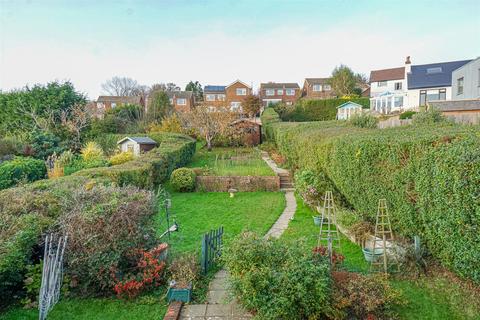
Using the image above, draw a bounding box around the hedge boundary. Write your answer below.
[261,108,480,283]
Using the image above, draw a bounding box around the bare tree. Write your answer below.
[61,104,91,151]
[101,76,142,96]
[180,104,237,151]
[242,94,262,118]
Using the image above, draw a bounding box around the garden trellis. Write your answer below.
[317,191,340,262]
[38,234,68,320]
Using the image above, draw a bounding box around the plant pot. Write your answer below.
[167,283,192,303]
[362,247,385,262]
[313,216,322,226]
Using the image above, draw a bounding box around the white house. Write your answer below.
[369,58,408,114]
[406,59,472,109]
[336,102,363,120]
[451,57,480,100]
[117,137,158,156]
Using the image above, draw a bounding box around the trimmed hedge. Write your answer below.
[274,97,370,122]
[170,167,196,192]
[0,132,196,305]
[262,108,480,283]
[0,156,47,190]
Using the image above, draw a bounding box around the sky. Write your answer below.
[1,0,479,99]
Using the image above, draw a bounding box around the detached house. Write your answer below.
[259,82,301,106]
[369,59,407,114]
[302,78,335,99]
[166,91,195,112]
[96,96,145,114]
[451,57,480,100]
[204,80,252,112]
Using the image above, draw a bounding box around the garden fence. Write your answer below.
[201,226,224,274]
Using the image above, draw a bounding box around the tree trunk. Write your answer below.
[206,136,213,151]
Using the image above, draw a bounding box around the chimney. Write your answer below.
[404,56,412,79]
[405,56,411,65]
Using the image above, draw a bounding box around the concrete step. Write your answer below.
[280,188,295,192]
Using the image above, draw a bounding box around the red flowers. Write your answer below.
[312,246,345,267]
[113,243,168,299]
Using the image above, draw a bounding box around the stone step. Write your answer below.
[280,187,295,192]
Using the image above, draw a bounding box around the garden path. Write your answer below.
[179,153,295,319]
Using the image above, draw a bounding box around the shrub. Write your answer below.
[109,151,134,166]
[399,110,417,120]
[0,156,47,189]
[170,167,196,192]
[29,131,65,160]
[148,114,183,134]
[263,108,480,283]
[332,271,404,319]
[81,141,105,162]
[412,108,446,125]
[223,232,333,320]
[348,112,378,128]
[168,254,200,288]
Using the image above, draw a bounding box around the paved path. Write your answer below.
[179,153,296,319]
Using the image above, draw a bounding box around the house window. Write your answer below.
[378,81,387,87]
[439,89,446,100]
[96,102,105,109]
[111,102,117,108]
[177,98,187,105]
[420,90,427,105]
[457,77,464,95]
[324,84,331,91]
[230,102,241,111]
[394,96,403,108]
[236,88,247,95]
[266,89,275,96]
[420,88,447,105]
[206,94,215,101]
[217,94,225,101]
[427,67,442,74]
[313,84,322,91]
[286,89,295,96]
[394,82,402,90]
[277,89,284,95]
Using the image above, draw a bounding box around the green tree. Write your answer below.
[328,65,357,97]
[185,81,203,101]
[147,90,173,123]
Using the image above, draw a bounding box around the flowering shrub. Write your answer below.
[113,244,168,299]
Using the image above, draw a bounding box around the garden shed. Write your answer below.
[336,101,363,120]
[117,136,158,156]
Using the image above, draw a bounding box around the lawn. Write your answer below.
[187,146,274,176]
[281,195,480,320]
[157,191,286,255]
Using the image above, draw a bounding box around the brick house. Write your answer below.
[259,82,301,106]
[204,80,252,112]
[96,96,145,113]
[166,91,195,112]
[302,78,335,99]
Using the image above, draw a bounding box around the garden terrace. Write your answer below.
[262,107,480,284]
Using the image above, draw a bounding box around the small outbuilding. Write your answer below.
[428,99,480,124]
[230,119,262,146]
[117,137,158,156]
[336,101,363,120]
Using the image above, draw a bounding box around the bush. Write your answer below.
[81,141,105,162]
[399,110,417,120]
[263,108,480,283]
[274,98,370,122]
[348,112,378,128]
[29,131,65,160]
[148,114,183,134]
[170,167,196,192]
[223,232,333,320]
[332,271,404,319]
[412,108,446,125]
[109,151,134,166]
[0,156,47,190]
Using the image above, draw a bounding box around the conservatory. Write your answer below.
[370,91,406,114]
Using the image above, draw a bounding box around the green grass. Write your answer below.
[281,195,480,320]
[157,191,286,255]
[0,297,168,320]
[187,146,274,176]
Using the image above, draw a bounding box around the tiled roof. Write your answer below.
[204,85,226,93]
[260,82,300,89]
[97,96,143,105]
[428,99,480,111]
[166,91,193,99]
[407,60,471,89]
[369,67,405,82]
[304,78,330,85]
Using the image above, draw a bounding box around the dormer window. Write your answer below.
[426,67,442,74]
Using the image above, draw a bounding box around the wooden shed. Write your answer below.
[117,137,158,156]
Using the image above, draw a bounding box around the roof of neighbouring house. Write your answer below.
[407,60,472,89]
[226,79,251,89]
[260,82,300,89]
[304,78,331,85]
[369,67,405,82]
[165,91,193,99]
[97,96,144,105]
[428,99,480,112]
[337,101,363,109]
[117,136,158,145]
[204,85,226,93]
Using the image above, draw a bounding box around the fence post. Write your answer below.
[201,233,207,274]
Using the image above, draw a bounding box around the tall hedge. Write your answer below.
[0,132,196,305]
[0,156,47,190]
[262,108,480,283]
[275,97,370,122]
